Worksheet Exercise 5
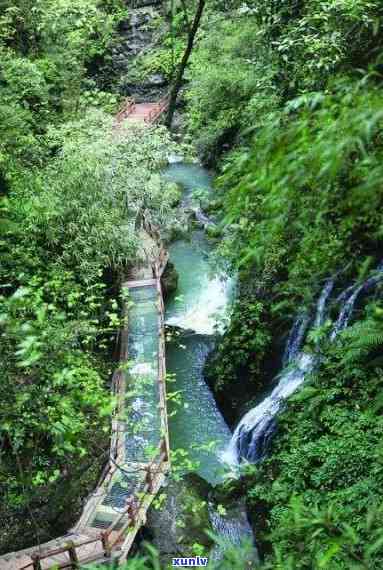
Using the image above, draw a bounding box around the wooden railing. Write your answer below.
[22,443,169,570]
[154,247,169,279]
[2,89,172,570]
[21,535,108,570]
[115,97,136,123]
[20,268,171,570]
[144,94,170,125]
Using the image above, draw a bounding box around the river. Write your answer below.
[162,162,232,485]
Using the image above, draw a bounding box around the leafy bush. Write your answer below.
[1,110,177,463]
[205,298,272,422]
[185,0,383,160]
[186,17,279,161]
[219,77,383,307]
[0,0,126,171]
[199,8,383,565]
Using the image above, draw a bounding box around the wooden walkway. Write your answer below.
[0,101,170,570]
[115,95,169,126]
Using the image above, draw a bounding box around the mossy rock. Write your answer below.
[161,261,179,299]
[145,473,214,561]
[205,224,223,239]
[166,181,183,207]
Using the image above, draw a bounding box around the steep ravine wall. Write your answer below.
[113,0,169,102]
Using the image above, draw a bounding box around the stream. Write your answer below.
[162,163,256,561]
[163,163,232,485]
[160,162,383,566]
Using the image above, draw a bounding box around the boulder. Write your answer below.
[145,473,214,561]
[161,261,179,300]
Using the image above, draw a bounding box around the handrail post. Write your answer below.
[127,499,137,523]
[66,541,79,568]
[31,554,42,570]
[101,532,112,558]
[161,437,168,463]
[145,466,154,493]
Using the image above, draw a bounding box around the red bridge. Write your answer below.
[115,95,170,126]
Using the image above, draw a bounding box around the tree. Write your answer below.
[165,0,206,128]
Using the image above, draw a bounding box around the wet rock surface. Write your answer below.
[161,261,179,299]
[113,1,169,102]
[145,474,214,561]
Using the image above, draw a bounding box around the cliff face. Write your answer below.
[112,0,170,102]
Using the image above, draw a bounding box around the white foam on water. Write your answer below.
[166,276,232,336]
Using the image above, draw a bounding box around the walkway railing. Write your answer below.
[115,94,170,126]
[115,97,136,123]
[144,94,170,125]
[22,445,168,569]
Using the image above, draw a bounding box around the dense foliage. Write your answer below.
[184,0,383,568]
[186,0,383,162]
[2,0,383,565]
[243,302,383,568]
[0,0,180,552]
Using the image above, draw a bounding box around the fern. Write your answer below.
[341,319,383,365]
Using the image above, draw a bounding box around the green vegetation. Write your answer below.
[182,0,383,568]
[0,0,179,552]
[88,539,255,569]
[186,0,382,162]
[2,0,383,565]
[243,304,383,568]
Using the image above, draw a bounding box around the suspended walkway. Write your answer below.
[0,100,171,570]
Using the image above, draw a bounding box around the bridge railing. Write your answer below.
[22,441,169,570]
[144,94,170,125]
[3,91,172,570]
[103,445,169,548]
[22,269,170,569]
[21,535,108,570]
[115,97,136,123]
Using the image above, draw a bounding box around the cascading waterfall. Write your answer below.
[224,267,383,466]
[282,313,309,366]
[330,266,383,339]
[130,12,140,55]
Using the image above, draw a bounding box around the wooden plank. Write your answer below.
[124,278,157,288]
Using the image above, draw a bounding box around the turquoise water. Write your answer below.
[164,162,213,197]
[163,163,232,485]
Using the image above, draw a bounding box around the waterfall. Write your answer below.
[166,274,233,335]
[221,352,314,466]
[330,268,383,339]
[223,267,383,467]
[130,12,140,55]
[282,313,309,366]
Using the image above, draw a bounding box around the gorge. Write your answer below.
[1,0,383,568]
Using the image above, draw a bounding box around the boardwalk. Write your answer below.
[0,100,170,570]
[115,96,169,125]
